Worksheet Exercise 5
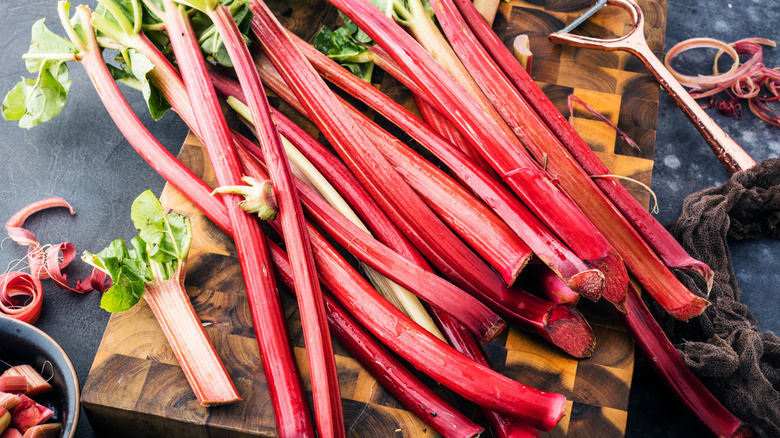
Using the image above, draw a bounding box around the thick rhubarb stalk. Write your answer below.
[270,203,566,430]
[266,240,484,438]
[194,3,342,434]
[144,264,240,405]
[433,0,708,319]
[247,0,548,328]
[452,0,714,289]
[70,6,242,407]
[621,284,751,437]
[233,133,505,343]
[323,0,628,310]
[240,60,531,285]
[118,2,315,434]
[288,36,604,300]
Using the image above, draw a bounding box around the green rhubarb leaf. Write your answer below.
[82,191,192,312]
[314,23,376,82]
[110,49,171,120]
[190,0,252,67]
[84,238,150,313]
[2,18,76,128]
[130,190,192,279]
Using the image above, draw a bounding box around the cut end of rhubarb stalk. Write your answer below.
[667,295,711,322]
[565,268,604,302]
[589,251,629,313]
[512,34,532,73]
[672,262,715,294]
[546,305,596,358]
[732,424,755,438]
[479,317,508,344]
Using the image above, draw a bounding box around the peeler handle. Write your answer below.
[549,0,756,174]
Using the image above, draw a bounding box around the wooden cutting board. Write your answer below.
[82,0,667,436]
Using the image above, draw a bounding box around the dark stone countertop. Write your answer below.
[0,1,776,437]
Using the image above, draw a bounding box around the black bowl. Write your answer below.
[0,316,79,437]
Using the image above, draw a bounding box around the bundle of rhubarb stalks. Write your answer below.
[2,0,753,436]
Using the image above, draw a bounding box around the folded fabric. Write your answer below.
[657,158,780,437]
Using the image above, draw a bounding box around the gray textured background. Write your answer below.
[0,1,776,436]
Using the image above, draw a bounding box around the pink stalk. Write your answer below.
[266,240,484,438]
[269,205,566,430]
[229,89,592,357]
[247,0,553,327]
[432,0,708,319]
[128,2,314,433]
[202,4,342,434]
[621,284,751,437]
[233,134,505,343]
[519,264,581,306]
[73,6,242,407]
[429,308,540,438]
[324,0,628,310]
[143,263,241,406]
[452,0,714,290]
[240,58,531,285]
[288,37,605,300]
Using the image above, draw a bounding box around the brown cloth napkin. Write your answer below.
[653,158,780,437]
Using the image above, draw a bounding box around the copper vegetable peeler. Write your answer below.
[549,0,756,174]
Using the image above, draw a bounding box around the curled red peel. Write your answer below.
[1,198,110,323]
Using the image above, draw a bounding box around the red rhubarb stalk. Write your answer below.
[452,0,714,290]
[324,0,628,310]
[232,133,505,343]
[247,0,550,329]
[269,203,566,430]
[185,2,342,434]
[436,0,708,319]
[78,3,313,433]
[231,103,591,357]
[288,36,605,300]
[240,60,531,285]
[429,308,540,438]
[266,240,484,438]
[621,284,751,437]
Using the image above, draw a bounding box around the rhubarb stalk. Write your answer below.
[324,0,628,310]
[452,0,714,290]
[171,1,342,434]
[437,0,708,319]
[83,191,239,406]
[288,34,605,300]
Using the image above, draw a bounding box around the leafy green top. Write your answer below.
[82,190,192,313]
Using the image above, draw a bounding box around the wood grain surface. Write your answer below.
[82,1,668,436]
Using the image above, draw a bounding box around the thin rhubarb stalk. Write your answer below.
[288,36,605,300]
[429,308,540,438]
[142,1,317,434]
[237,62,532,285]
[228,98,446,342]
[181,2,342,434]
[233,111,592,357]
[232,133,505,343]
[324,0,628,310]
[621,284,751,438]
[268,200,566,430]
[433,0,708,319]
[248,0,539,329]
[266,240,483,438]
[518,264,581,306]
[452,0,714,289]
